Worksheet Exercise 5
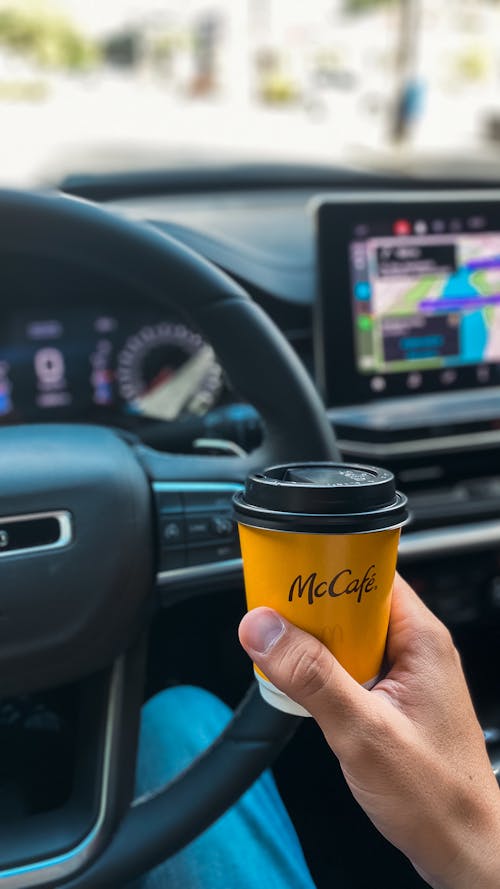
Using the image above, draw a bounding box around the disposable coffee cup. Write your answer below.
[233,463,409,717]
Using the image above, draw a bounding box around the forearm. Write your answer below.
[426,796,500,889]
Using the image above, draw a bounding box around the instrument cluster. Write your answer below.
[0,307,225,426]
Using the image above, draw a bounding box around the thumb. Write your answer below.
[238,607,374,751]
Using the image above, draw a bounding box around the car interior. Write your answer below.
[1,3,500,888]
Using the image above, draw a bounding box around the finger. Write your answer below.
[387,573,453,663]
[392,572,433,620]
[390,572,445,634]
[238,607,374,751]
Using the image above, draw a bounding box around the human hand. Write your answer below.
[238,575,500,889]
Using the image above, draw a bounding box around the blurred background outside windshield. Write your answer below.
[1,0,500,185]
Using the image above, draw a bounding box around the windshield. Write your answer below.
[1,0,500,186]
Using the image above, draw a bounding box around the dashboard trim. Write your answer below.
[156,517,500,587]
[310,188,500,210]
[398,519,500,562]
[156,557,243,589]
[335,427,500,458]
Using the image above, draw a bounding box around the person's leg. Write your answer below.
[131,685,316,889]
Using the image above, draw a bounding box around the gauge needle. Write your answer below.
[143,367,175,394]
[134,346,215,420]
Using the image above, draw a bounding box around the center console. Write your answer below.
[314,190,500,634]
[314,190,500,760]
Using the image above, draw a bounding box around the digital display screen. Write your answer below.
[315,192,500,405]
[351,228,500,381]
[0,306,223,425]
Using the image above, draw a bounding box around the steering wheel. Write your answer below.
[0,190,339,888]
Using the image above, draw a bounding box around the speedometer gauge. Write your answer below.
[117,323,223,421]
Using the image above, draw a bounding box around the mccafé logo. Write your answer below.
[288,565,377,605]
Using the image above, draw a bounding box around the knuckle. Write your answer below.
[285,637,332,700]
[419,620,455,660]
[432,621,454,655]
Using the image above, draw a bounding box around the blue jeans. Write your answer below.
[133,686,316,889]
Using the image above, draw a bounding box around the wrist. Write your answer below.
[435,802,500,889]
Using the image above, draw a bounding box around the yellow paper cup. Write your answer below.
[234,463,408,716]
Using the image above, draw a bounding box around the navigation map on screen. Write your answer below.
[350,229,500,376]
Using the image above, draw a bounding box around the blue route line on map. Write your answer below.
[465,255,500,271]
[419,294,500,310]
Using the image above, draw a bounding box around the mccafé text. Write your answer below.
[288,565,377,605]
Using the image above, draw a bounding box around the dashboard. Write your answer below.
[0,187,320,439]
[6,183,500,450]
[5,183,500,434]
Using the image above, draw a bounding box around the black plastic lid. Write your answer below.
[233,462,409,534]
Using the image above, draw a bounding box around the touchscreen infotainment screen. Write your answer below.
[315,191,500,406]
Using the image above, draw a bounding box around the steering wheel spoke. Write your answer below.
[134,445,245,600]
[154,476,243,597]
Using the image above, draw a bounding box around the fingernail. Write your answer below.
[244,609,285,654]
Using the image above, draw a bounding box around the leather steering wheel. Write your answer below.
[0,190,339,888]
